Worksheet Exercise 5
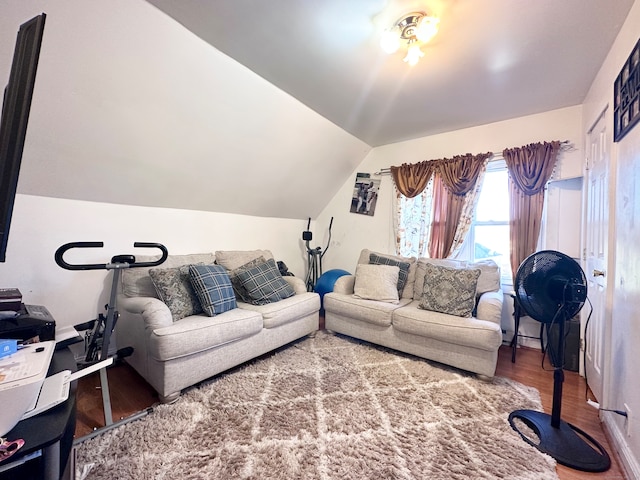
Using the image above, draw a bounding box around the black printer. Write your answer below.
[0,304,56,342]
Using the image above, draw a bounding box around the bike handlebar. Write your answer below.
[55,242,168,270]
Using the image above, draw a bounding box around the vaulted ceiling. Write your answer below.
[146,0,634,146]
[2,1,634,220]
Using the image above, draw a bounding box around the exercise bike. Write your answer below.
[302,217,332,292]
[55,241,168,438]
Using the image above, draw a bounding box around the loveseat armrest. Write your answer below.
[283,276,307,294]
[333,275,355,295]
[476,290,503,325]
[118,295,173,330]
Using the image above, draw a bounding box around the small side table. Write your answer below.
[510,292,544,363]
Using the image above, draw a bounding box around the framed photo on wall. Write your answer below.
[614,37,640,142]
[350,173,380,216]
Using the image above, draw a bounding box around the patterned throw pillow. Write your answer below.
[227,256,267,302]
[419,263,481,317]
[236,258,295,305]
[188,264,237,316]
[149,265,203,321]
[369,253,411,295]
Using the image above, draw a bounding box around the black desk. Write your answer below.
[0,347,77,480]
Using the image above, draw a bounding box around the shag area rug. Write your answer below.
[76,331,558,479]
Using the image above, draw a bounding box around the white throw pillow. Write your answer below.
[353,264,400,304]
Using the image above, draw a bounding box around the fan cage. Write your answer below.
[514,250,587,324]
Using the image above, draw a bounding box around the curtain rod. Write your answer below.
[374,140,573,175]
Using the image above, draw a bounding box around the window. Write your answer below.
[455,160,512,285]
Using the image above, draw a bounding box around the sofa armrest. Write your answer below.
[476,290,503,324]
[333,275,355,295]
[118,295,173,330]
[283,276,307,294]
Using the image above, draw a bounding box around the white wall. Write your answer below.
[0,194,311,329]
[317,105,584,275]
[581,1,640,475]
[0,0,369,220]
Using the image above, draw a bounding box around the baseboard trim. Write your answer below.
[603,411,640,479]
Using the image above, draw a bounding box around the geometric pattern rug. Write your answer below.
[75,330,558,479]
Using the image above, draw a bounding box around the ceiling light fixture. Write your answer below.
[380,12,439,66]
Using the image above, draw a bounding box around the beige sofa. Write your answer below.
[115,250,320,403]
[324,249,504,378]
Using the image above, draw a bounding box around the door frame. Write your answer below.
[581,105,616,409]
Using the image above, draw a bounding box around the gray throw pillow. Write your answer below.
[189,264,237,316]
[369,253,411,295]
[149,265,203,321]
[419,263,481,317]
[236,258,295,305]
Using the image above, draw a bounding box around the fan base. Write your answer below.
[509,409,610,472]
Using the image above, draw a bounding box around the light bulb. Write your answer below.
[416,16,439,43]
[403,44,424,66]
[380,29,400,54]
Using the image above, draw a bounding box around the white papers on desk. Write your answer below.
[0,341,55,436]
[0,341,54,385]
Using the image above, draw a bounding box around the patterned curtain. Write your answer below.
[394,179,434,257]
[449,167,486,257]
[503,141,561,283]
[428,153,492,259]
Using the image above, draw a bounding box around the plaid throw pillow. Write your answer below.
[227,256,267,302]
[369,253,411,295]
[188,264,237,316]
[236,258,295,305]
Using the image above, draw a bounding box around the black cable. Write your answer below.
[599,408,628,417]
[583,296,594,401]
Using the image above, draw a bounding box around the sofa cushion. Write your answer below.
[470,259,501,295]
[122,253,216,298]
[353,264,400,304]
[358,249,417,300]
[393,301,503,351]
[149,265,203,321]
[214,249,274,271]
[419,263,481,317]
[189,265,237,316]
[238,292,320,329]
[369,253,411,296]
[324,293,410,327]
[236,258,295,305]
[227,256,267,302]
[149,308,263,361]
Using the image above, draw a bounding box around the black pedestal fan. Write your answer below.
[509,250,610,472]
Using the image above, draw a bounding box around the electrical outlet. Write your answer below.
[625,403,632,437]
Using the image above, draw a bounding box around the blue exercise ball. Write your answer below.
[315,269,351,308]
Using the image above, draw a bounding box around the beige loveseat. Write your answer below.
[116,250,320,403]
[324,249,504,378]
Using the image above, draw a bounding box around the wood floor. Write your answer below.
[75,339,627,479]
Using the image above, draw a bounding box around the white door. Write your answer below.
[584,112,609,402]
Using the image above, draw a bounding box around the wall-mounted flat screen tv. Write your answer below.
[0,13,46,262]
